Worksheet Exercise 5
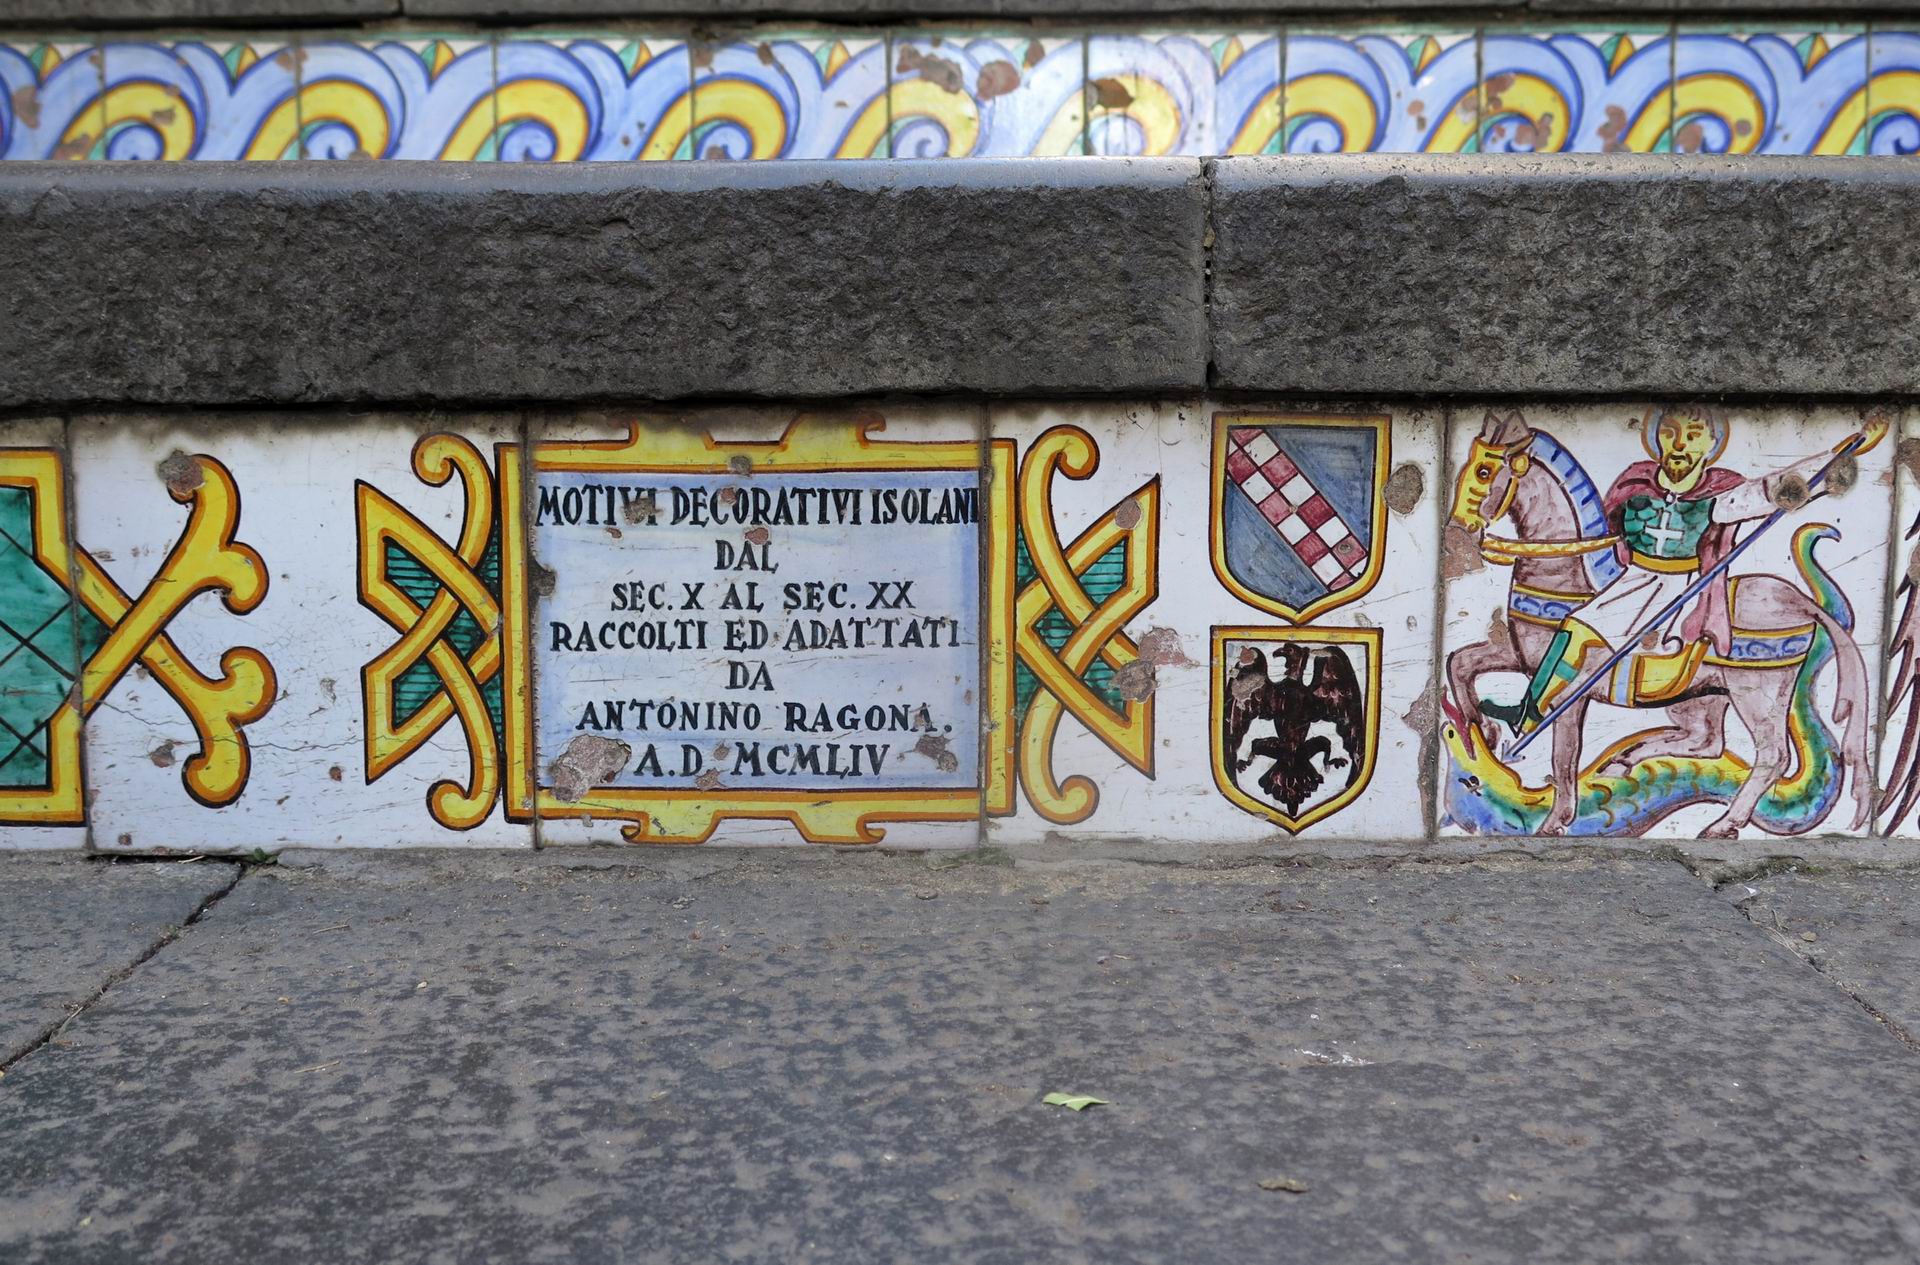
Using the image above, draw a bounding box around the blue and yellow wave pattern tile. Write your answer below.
[1,25,1916,161]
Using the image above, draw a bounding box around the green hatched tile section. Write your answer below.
[383,533,505,745]
[0,486,108,789]
[1012,530,1128,721]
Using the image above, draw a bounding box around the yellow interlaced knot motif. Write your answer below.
[0,450,274,825]
[1012,427,1160,824]
[357,436,505,831]
[82,456,274,807]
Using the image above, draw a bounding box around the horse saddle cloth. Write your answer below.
[1608,640,1709,707]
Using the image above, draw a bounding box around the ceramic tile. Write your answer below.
[1283,29,1477,153]
[1674,28,1869,154]
[528,405,984,848]
[0,419,92,851]
[98,36,299,160]
[71,416,533,852]
[1867,30,1920,154]
[690,32,889,160]
[1877,410,1919,837]
[1479,28,1672,153]
[296,33,495,159]
[985,400,1441,846]
[1438,404,1888,841]
[890,33,1084,157]
[0,39,103,160]
[493,32,691,161]
[1086,32,1279,157]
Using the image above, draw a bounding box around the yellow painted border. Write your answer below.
[1209,624,1382,835]
[499,442,537,823]
[0,451,85,826]
[1512,580,1590,603]
[525,414,993,845]
[985,439,1018,816]
[1209,413,1391,624]
[1507,579,1591,628]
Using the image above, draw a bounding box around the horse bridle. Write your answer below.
[1462,433,1619,564]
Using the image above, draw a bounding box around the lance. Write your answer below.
[1502,429,1871,762]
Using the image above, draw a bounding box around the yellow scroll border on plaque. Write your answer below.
[507,413,997,845]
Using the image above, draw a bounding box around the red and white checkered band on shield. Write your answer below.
[1224,427,1368,589]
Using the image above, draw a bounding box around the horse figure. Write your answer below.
[1443,410,1871,839]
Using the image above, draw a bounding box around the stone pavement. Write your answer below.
[4,849,1920,1264]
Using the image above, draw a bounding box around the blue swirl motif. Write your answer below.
[1218,36,1283,153]
[1481,34,1673,153]
[696,42,799,160]
[1723,630,1816,662]
[1870,33,1920,155]
[299,40,494,159]
[97,41,299,160]
[495,38,690,161]
[890,37,1086,158]
[1757,34,1866,154]
[1083,34,1281,157]
[695,38,888,159]
[1088,35,1210,156]
[1282,34,1478,152]
[1510,591,1582,624]
[1675,32,1870,155]
[1359,35,1478,151]
[1282,36,1387,152]
[0,42,101,159]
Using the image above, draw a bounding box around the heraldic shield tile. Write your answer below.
[1211,413,1390,625]
[988,401,1438,846]
[72,416,532,852]
[529,405,985,849]
[1214,626,1382,833]
[0,419,96,849]
[1438,405,1889,842]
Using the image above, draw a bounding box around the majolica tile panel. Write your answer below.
[1283,28,1478,153]
[0,420,90,850]
[693,32,889,160]
[1438,405,1890,841]
[1086,32,1280,157]
[494,33,693,161]
[1479,28,1674,153]
[1877,411,1918,838]
[527,406,983,847]
[296,33,496,159]
[1868,31,1920,153]
[0,22,1900,161]
[985,402,1442,844]
[0,406,1911,851]
[66,416,532,851]
[1,39,103,160]
[889,33,1085,157]
[98,36,300,160]
[1673,29,1870,154]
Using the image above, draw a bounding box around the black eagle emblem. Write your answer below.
[1223,642,1368,816]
